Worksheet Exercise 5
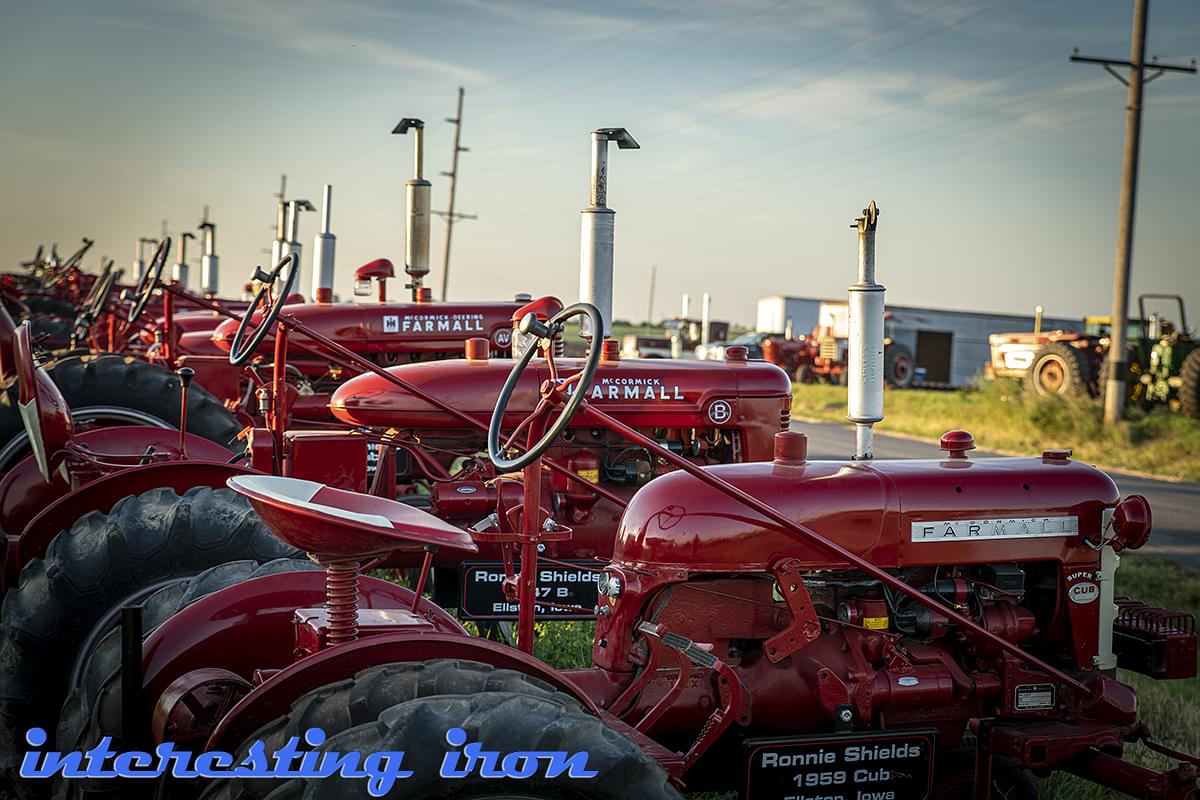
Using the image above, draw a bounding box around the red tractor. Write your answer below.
[1,201,1195,800]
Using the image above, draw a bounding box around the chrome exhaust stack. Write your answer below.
[172,232,195,289]
[133,237,156,284]
[393,118,431,301]
[283,198,314,297]
[199,219,219,297]
[312,185,336,303]
[847,201,884,461]
[580,128,639,340]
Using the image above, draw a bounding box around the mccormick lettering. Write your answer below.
[397,313,486,334]
[562,376,686,401]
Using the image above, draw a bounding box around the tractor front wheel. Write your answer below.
[794,363,813,384]
[1179,349,1200,419]
[1026,342,1090,397]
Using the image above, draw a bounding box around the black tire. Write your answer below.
[0,486,300,795]
[242,692,682,800]
[794,363,813,384]
[24,298,74,318]
[54,558,320,800]
[203,660,577,800]
[1180,348,1200,419]
[933,748,1044,799]
[884,342,915,388]
[28,316,72,350]
[1025,342,1091,397]
[0,353,242,471]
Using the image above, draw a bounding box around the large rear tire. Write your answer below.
[1180,349,1200,419]
[0,353,242,472]
[53,558,320,800]
[0,486,299,796]
[234,692,682,800]
[1025,342,1091,397]
[203,660,577,800]
[884,342,915,388]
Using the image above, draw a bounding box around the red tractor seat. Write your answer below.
[227,475,478,560]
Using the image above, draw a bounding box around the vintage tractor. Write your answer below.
[989,295,1200,417]
[9,201,1194,800]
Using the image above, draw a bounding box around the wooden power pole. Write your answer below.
[1071,0,1195,424]
[434,87,477,301]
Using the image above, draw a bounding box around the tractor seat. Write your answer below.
[227,475,478,560]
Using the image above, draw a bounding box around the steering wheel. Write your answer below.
[487,302,604,472]
[127,237,171,324]
[13,322,73,482]
[42,238,94,290]
[72,260,119,346]
[229,254,298,366]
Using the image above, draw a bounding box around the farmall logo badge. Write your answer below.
[562,376,685,402]
[911,516,1078,542]
[382,315,400,333]
[393,312,485,334]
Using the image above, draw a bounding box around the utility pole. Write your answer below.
[646,265,656,333]
[1071,0,1196,424]
[433,87,477,301]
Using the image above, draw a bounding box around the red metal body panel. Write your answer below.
[210,301,525,357]
[205,631,602,754]
[330,355,792,452]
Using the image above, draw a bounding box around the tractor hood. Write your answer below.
[614,455,1121,572]
[211,301,525,358]
[329,356,793,435]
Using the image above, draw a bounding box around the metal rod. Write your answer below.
[120,606,144,748]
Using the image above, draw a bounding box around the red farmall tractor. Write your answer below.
[2,201,1196,800]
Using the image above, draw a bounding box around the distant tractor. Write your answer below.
[987,295,1200,418]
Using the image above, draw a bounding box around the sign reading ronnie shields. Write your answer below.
[743,730,935,800]
[911,515,1078,542]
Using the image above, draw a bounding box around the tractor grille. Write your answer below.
[1113,599,1197,679]
[780,406,791,431]
[819,337,839,360]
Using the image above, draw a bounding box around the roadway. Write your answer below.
[791,419,1200,570]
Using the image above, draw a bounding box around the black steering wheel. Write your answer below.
[42,238,94,290]
[72,260,119,347]
[487,302,604,472]
[127,237,171,324]
[229,253,298,366]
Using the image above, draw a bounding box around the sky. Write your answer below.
[1,0,1197,328]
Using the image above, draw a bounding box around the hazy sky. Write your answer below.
[2,0,1197,327]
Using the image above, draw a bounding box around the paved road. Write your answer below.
[792,419,1200,570]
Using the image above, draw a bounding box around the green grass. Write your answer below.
[791,379,1200,482]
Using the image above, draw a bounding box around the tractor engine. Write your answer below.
[592,434,1195,766]
[328,344,792,571]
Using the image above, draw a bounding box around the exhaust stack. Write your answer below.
[199,220,219,296]
[393,118,431,301]
[312,185,336,303]
[847,200,884,461]
[271,199,287,272]
[284,198,314,297]
[701,292,712,345]
[133,237,156,284]
[172,232,195,289]
[580,127,639,340]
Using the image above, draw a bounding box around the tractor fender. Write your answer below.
[5,459,253,591]
[207,631,603,754]
[141,571,467,730]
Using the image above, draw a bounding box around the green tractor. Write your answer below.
[1103,294,1200,417]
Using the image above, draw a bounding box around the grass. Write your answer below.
[791,379,1200,482]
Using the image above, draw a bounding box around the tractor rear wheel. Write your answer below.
[1180,349,1200,419]
[884,342,915,388]
[0,486,298,796]
[0,353,241,472]
[53,558,319,800]
[1026,342,1090,397]
[203,659,577,800]
[232,691,682,800]
[794,363,813,384]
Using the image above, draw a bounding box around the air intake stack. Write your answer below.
[199,219,219,296]
[312,184,336,303]
[284,198,314,296]
[847,201,884,461]
[172,232,195,289]
[580,128,639,340]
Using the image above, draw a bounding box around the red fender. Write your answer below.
[206,631,603,753]
[2,459,253,591]
[142,571,469,738]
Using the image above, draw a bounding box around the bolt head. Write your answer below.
[838,709,853,722]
